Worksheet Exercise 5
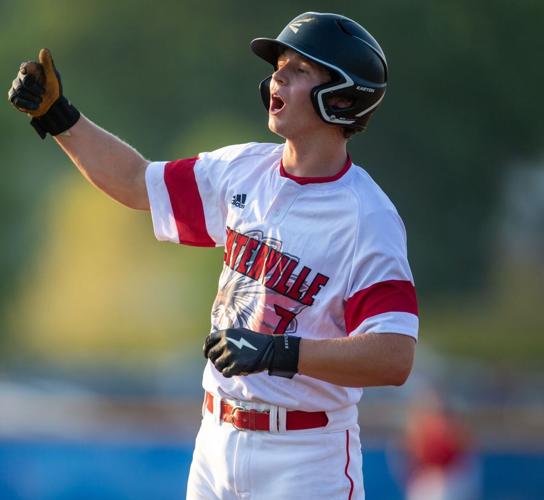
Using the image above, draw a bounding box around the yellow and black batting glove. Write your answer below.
[8,48,80,139]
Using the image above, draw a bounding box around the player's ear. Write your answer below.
[326,95,353,110]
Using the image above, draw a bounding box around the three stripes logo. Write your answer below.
[231,193,247,209]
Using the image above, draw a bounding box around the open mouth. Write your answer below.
[270,93,285,114]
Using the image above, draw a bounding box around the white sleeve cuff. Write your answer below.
[349,311,419,340]
[145,161,180,243]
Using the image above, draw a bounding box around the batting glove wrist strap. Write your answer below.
[269,335,300,378]
[30,96,80,139]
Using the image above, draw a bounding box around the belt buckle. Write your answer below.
[230,406,247,431]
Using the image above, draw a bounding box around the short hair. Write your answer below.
[342,115,369,139]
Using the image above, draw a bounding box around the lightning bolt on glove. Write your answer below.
[8,48,80,139]
[203,328,301,379]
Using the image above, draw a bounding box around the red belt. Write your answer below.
[205,392,328,431]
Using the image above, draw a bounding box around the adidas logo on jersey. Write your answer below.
[231,193,247,209]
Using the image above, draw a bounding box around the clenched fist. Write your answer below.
[8,48,80,139]
[203,328,301,379]
[9,49,59,117]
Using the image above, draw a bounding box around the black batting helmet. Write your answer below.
[250,12,388,131]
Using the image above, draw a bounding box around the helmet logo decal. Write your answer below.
[356,86,375,93]
[288,17,314,34]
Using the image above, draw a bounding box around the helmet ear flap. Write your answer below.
[310,83,355,126]
[310,83,330,124]
[259,76,272,112]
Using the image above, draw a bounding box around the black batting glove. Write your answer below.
[8,69,45,112]
[203,328,301,379]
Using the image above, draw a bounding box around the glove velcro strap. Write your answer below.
[269,335,301,379]
[30,96,80,139]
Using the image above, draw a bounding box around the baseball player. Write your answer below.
[8,12,418,499]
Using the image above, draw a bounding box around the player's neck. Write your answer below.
[282,133,348,179]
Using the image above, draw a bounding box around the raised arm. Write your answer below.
[8,48,149,210]
[54,116,149,210]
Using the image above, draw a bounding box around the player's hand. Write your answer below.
[8,48,80,139]
[203,328,301,379]
[8,48,61,117]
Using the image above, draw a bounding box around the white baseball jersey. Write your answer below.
[145,142,418,413]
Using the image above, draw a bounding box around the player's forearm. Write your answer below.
[54,115,150,210]
[297,333,415,388]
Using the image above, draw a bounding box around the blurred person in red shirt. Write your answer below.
[402,390,480,500]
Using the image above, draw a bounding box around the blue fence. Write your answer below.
[0,439,542,499]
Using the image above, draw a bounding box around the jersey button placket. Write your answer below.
[266,182,300,223]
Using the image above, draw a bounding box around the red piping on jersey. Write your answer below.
[279,155,352,185]
[345,429,354,500]
[344,279,418,334]
[164,156,215,247]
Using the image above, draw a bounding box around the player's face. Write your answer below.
[267,49,332,139]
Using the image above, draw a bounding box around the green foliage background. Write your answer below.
[0,0,542,369]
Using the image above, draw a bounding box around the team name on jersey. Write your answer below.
[224,227,329,306]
